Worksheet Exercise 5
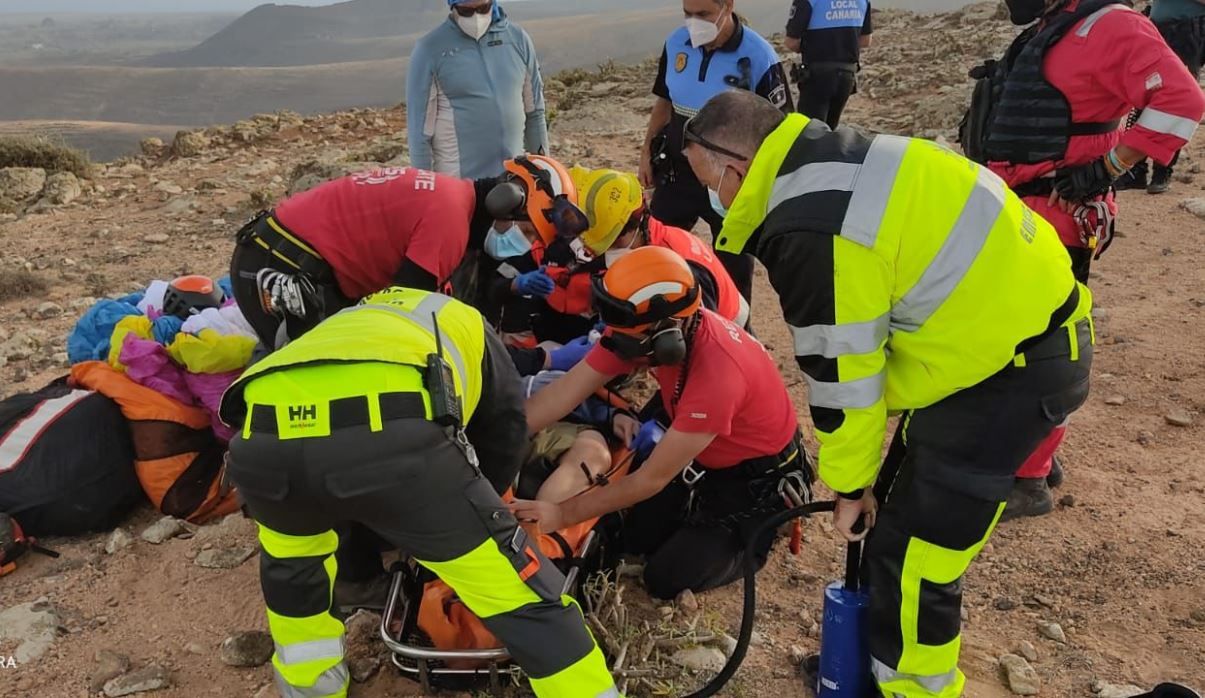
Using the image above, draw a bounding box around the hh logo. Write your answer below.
[288,404,317,422]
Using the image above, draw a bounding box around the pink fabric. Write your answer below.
[119,334,240,443]
[988,1,1205,248]
[1015,424,1067,478]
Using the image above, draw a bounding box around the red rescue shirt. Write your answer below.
[274,167,476,299]
[585,309,798,469]
[988,2,1205,248]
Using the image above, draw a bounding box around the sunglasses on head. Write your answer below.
[452,2,493,17]
[683,118,749,162]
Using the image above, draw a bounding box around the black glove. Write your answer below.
[1052,157,1115,204]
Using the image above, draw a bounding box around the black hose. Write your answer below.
[681,500,837,698]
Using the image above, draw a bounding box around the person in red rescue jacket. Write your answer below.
[975,0,1205,519]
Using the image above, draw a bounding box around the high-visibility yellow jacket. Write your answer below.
[219,287,527,492]
[717,114,1092,494]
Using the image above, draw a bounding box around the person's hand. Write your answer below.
[833,490,878,543]
[513,268,555,298]
[547,335,594,372]
[638,147,655,189]
[1050,157,1115,211]
[631,420,666,459]
[508,498,566,534]
[612,411,640,446]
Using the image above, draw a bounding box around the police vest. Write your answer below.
[662,23,780,118]
[807,0,868,30]
[982,0,1125,164]
[219,287,487,427]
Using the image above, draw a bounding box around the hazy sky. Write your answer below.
[0,1,334,13]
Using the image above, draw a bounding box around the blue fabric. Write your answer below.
[406,8,547,179]
[215,276,234,301]
[807,0,869,30]
[67,299,141,364]
[662,24,781,112]
[632,420,666,459]
[151,315,185,345]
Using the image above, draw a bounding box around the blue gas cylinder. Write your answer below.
[817,580,870,696]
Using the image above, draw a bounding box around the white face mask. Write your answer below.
[455,11,492,40]
[685,10,728,48]
[604,248,633,268]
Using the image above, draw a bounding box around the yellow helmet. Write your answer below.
[569,166,644,256]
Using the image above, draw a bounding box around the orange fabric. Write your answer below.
[69,361,238,524]
[544,266,594,317]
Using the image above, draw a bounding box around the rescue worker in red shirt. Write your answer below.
[511,247,813,599]
[965,0,1205,518]
[229,156,588,350]
[571,166,751,328]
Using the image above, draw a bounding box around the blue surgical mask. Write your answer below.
[484,224,532,260]
[708,167,729,218]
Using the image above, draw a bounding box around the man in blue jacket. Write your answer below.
[407,0,550,179]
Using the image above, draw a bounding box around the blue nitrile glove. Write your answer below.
[513,268,555,298]
[632,420,666,460]
[548,335,594,372]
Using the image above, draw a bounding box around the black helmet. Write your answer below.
[163,275,224,319]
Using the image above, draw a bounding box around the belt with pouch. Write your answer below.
[237,210,336,284]
[681,429,806,486]
[1012,285,1093,367]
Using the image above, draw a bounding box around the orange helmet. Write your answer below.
[592,246,700,334]
[485,154,588,247]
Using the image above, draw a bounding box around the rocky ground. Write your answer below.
[2,4,1204,697]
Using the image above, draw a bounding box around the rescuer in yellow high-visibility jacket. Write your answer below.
[218,287,617,698]
[682,90,1094,698]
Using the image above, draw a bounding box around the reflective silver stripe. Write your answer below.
[1074,4,1128,37]
[768,161,861,212]
[275,661,349,698]
[841,135,910,248]
[791,314,889,358]
[0,389,91,473]
[892,167,1006,333]
[354,294,468,388]
[871,657,959,693]
[805,371,885,410]
[275,638,345,666]
[1136,107,1200,141]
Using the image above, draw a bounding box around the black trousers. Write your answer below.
[798,66,857,129]
[650,164,755,304]
[229,231,350,350]
[623,444,812,600]
[863,323,1092,695]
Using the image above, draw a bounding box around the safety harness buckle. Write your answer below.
[778,470,811,509]
[681,462,706,487]
[1073,200,1115,260]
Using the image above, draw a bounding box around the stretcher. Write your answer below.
[379,445,634,693]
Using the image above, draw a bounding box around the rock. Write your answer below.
[172,130,210,158]
[90,650,132,692]
[715,632,738,659]
[140,137,165,156]
[789,644,808,666]
[675,589,699,614]
[1092,307,1109,322]
[670,646,726,673]
[349,655,381,683]
[287,160,379,196]
[142,233,170,244]
[103,664,171,696]
[252,684,274,698]
[1017,640,1038,662]
[32,301,62,319]
[1104,395,1125,406]
[105,528,135,554]
[0,167,47,202]
[39,172,81,206]
[0,600,61,663]
[1190,609,1205,624]
[1180,198,1205,221]
[1037,621,1067,643]
[220,630,274,667]
[184,642,207,655]
[1136,430,1155,446]
[161,196,197,215]
[1096,684,1146,698]
[995,597,1017,611]
[152,180,184,195]
[998,654,1040,695]
[657,605,674,619]
[195,546,255,569]
[0,331,39,362]
[749,630,767,647]
[344,610,380,647]
[1165,409,1193,427]
[1059,494,1076,508]
[141,516,185,544]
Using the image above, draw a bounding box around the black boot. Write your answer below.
[1001,477,1054,522]
[1148,165,1172,195]
[1115,161,1149,191]
[1046,455,1064,489]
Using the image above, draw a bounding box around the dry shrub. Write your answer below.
[0,135,91,178]
[0,269,49,303]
